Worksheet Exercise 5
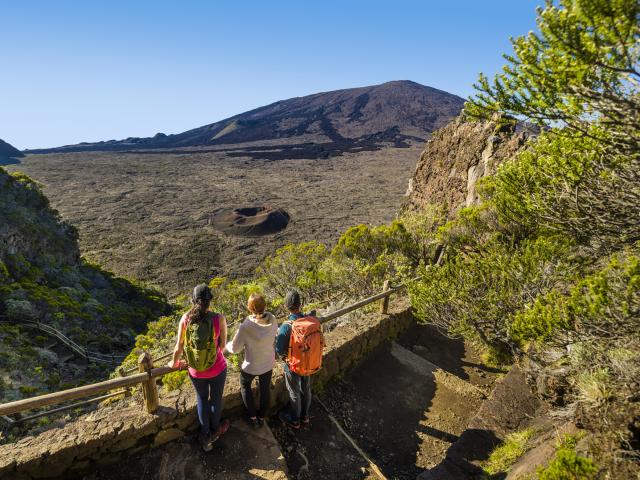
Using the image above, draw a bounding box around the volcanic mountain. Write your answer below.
[27,81,465,158]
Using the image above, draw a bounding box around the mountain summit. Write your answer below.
[28,81,464,156]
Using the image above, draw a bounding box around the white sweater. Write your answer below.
[225,313,278,375]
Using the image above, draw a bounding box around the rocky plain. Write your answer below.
[8,144,422,298]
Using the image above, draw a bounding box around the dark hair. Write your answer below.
[188,284,212,323]
[284,290,301,311]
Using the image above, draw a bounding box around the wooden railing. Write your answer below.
[0,278,416,421]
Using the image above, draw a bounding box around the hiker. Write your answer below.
[225,293,278,427]
[168,284,230,452]
[276,289,324,429]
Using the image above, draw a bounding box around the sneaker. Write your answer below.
[247,416,261,428]
[301,416,310,428]
[278,410,300,429]
[197,431,213,452]
[211,419,231,443]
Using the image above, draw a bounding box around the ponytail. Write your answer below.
[187,298,211,323]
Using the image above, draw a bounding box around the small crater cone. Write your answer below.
[210,206,290,237]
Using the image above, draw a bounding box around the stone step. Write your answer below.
[80,418,289,480]
[396,323,504,393]
[389,341,486,400]
[388,341,485,471]
[418,366,542,480]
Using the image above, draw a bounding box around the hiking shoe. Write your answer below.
[197,431,213,452]
[301,416,310,428]
[247,416,261,428]
[278,410,300,429]
[211,419,231,443]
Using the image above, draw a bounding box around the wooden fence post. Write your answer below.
[138,352,159,414]
[380,280,390,314]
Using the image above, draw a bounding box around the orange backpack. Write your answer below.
[287,316,324,376]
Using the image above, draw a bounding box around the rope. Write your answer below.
[316,396,389,480]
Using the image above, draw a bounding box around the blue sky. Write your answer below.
[0,1,542,149]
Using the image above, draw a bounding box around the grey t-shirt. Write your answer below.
[225,313,278,375]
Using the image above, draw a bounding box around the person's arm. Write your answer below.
[225,323,245,354]
[168,315,186,369]
[275,322,291,358]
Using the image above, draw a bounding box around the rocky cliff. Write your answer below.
[0,139,24,165]
[403,116,530,216]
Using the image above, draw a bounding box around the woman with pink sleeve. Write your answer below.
[168,284,229,452]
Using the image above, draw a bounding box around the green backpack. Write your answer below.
[183,312,218,371]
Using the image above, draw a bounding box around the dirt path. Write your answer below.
[271,324,502,479]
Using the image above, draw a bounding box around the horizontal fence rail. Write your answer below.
[0,265,439,422]
[0,319,126,364]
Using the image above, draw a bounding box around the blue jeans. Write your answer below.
[283,364,312,423]
[190,367,227,436]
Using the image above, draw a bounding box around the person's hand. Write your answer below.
[168,359,186,370]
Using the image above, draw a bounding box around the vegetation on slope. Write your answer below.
[0,167,168,424]
[409,0,639,477]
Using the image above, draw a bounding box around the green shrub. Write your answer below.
[0,260,10,282]
[162,370,188,392]
[482,428,535,475]
[511,251,639,346]
[410,234,574,352]
[257,241,328,298]
[5,299,38,320]
[537,435,597,480]
[19,385,39,397]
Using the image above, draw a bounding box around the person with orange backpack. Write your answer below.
[276,289,324,429]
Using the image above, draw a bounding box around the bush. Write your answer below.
[511,250,639,346]
[0,260,9,283]
[482,428,535,475]
[209,277,264,325]
[537,435,598,480]
[162,370,188,392]
[487,130,640,251]
[5,299,38,320]
[257,241,328,299]
[410,234,574,353]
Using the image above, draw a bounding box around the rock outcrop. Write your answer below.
[0,169,79,268]
[0,139,24,165]
[403,116,530,216]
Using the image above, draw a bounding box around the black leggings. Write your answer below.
[240,369,272,418]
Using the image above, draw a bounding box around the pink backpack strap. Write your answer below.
[212,313,221,342]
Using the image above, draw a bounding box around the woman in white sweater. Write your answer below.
[225,293,278,427]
